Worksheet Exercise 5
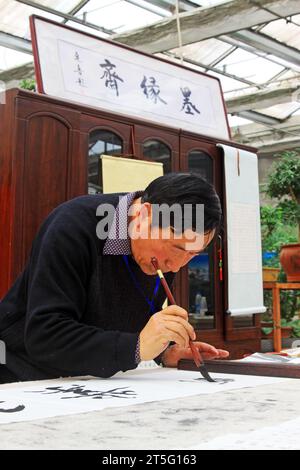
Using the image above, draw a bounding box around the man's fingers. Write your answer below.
[191,342,230,359]
[162,305,188,320]
[162,329,186,348]
[163,321,191,347]
[193,341,219,355]
[217,349,230,358]
[162,314,195,340]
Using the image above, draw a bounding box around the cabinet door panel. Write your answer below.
[16,97,80,128]
[21,114,70,265]
[0,92,16,297]
[8,97,81,280]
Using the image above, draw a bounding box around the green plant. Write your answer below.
[264,150,300,241]
[260,205,297,267]
[281,318,300,337]
[261,150,300,325]
[19,79,36,91]
[261,318,300,338]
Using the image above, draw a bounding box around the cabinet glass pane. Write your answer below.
[188,150,213,181]
[88,130,123,194]
[142,139,171,173]
[188,150,215,330]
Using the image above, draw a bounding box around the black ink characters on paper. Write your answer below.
[73,51,86,87]
[0,401,25,414]
[27,384,137,400]
[140,76,167,104]
[100,59,124,97]
[180,87,201,115]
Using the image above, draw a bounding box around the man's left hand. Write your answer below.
[161,342,229,368]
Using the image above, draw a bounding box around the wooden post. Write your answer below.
[273,285,282,352]
[263,282,300,353]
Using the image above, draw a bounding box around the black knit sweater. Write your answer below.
[0,193,174,382]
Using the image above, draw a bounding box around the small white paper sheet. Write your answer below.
[0,368,286,425]
[239,353,300,365]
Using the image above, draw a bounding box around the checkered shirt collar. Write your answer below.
[103,190,144,255]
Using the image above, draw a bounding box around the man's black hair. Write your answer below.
[142,173,222,241]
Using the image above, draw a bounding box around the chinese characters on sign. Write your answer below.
[140,76,167,104]
[97,57,201,116]
[35,19,229,138]
[74,50,86,87]
[56,39,222,137]
[180,87,201,115]
[100,59,124,97]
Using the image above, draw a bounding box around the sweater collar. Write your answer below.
[103,190,144,255]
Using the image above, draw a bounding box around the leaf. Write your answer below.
[261,327,273,335]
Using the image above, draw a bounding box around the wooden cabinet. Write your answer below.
[0,88,261,357]
[0,89,81,290]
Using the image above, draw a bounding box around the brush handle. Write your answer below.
[156,270,176,305]
[151,257,202,368]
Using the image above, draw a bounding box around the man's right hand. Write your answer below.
[139,305,196,361]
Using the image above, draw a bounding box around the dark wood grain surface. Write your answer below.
[178,359,300,379]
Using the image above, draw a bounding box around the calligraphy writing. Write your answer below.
[180,87,200,115]
[74,50,85,87]
[27,384,137,400]
[179,378,234,385]
[100,59,124,96]
[140,76,167,104]
[0,401,25,413]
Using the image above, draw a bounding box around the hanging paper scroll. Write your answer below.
[217,144,266,317]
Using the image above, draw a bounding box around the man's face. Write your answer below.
[129,201,216,275]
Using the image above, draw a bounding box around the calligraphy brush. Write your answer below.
[151,257,215,383]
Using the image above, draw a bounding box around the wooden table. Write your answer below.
[263,282,300,352]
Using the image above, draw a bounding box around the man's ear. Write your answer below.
[139,202,152,222]
[135,203,152,239]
